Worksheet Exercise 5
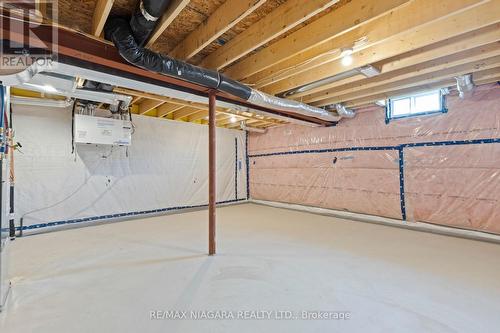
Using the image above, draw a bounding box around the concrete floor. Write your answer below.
[1,203,500,332]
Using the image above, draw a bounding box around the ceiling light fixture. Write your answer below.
[230,116,237,123]
[340,48,353,67]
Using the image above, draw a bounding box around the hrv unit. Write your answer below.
[74,114,132,146]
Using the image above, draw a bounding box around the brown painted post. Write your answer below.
[208,91,217,255]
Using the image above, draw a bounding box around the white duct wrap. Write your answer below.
[335,103,355,118]
[10,96,73,108]
[248,90,340,122]
[456,74,475,99]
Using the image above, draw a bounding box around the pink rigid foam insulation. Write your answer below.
[249,83,500,234]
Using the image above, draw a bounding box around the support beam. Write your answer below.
[223,0,409,81]
[199,0,339,70]
[92,0,114,37]
[208,91,216,256]
[263,0,500,95]
[145,0,190,47]
[170,0,267,60]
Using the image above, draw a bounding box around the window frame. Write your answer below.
[385,89,447,124]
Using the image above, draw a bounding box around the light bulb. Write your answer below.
[340,47,354,67]
[341,54,353,67]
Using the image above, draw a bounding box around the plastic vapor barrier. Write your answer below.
[13,105,247,232]
[248,83,500,235]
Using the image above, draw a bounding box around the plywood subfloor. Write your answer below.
[1,203,500,332]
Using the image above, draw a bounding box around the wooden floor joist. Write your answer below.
[262,0,497,95]
[139,99,165,115]
[345,66,500,108]
[308,43,500,105]
[199,0,340,70]
[92,0,114,37]
[293,26,500,100]
[222,0,410,81]
[250,0,486,90]
[8,0,500,127]
[145,0,191,48]
[170,0,268,60]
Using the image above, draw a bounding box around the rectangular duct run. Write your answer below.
[358,65,382,78]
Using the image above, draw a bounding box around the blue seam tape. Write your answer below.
[398,147,406,221]
[11,138,500,232]
[249,138,500,158]
[235,137,238,200]
[245,131,250,200]
[17,198,246,231]
[247,137,500,222]
[249,145,400,158]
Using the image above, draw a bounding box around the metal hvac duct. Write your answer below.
[239,121,267,134]
[10,96,73,108]
[336,104,355,118]
[18,73,132,110]
[105,4,340,123]
[455,74,475,99]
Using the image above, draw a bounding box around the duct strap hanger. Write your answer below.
[139,1,160,22]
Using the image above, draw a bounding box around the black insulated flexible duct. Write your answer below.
[105,17,253,100]
[130,0,172,47]
[105,0,339,123]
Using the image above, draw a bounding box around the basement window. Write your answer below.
[385,89,447,123]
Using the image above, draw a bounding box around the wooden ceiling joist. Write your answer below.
[170,0,268,60]
[199,0,340,70]
[139,99,165,115]
[35,0,47,18]
[157,103,184,118]
[251,0,485,89]
[293,25,500,100]
[145,0,191,47]
[262,0,500,95]
[222,0,410,81]
[92,0,114,37]
[188,110,209,122]
[345,66,500,108]
[305,42,500,104]
[314,55,500,106]
[172,107,203,120]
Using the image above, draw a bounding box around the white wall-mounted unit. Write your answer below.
[74,114,132,146]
